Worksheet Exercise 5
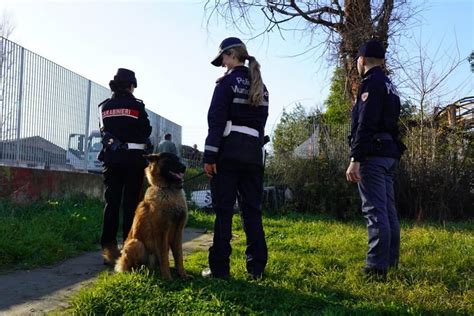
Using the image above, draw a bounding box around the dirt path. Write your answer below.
[0,228,213,316]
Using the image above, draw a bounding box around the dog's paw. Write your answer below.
[114,263,124,273]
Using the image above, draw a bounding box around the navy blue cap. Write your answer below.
[357,40,385,59]
[114,68,137,88]
[211,37,246,67]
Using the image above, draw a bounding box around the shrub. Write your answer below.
[267,156,359,219]
[395,125,473,221]
[268,123,473,221]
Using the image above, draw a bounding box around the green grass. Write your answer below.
[0,196,103,271]
[71,211,474,315]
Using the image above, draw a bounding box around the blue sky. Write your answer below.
[1,0,473,148]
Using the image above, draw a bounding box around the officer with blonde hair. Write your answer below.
[202,37,269,280]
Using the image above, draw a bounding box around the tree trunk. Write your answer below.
[340,0,392,104]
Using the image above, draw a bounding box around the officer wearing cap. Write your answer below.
[346,40,406,278]
[98,68,152,266]
[201,37,269,280]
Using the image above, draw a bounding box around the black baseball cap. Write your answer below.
[357,40,385,59]
[114,68,137,88]
[211,37,246,67]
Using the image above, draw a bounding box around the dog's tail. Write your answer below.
[115,238,146,272]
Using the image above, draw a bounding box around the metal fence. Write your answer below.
[0,37,181,172]
[293,122,351,159]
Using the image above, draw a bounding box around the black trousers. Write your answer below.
[100,162,145,248]
[209,161,268,277]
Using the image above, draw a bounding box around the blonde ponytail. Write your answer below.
[228,46,265,107]
[247,56,264,107]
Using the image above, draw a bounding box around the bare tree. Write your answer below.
[393,33,470,126]
[0,10,14,38]
[390,33,472,221]
[205,0,417,102]
[392,32,471,164]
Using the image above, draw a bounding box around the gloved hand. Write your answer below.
[101,132,123,151]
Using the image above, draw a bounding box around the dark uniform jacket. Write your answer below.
[350,66,405,162]
[99,91,152,165]
[204,65,269,166]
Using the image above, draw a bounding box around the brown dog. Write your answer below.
[115,153,188,280]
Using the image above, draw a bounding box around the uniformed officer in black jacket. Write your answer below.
[346,40,406,278]
[98,68,152,265]
[201,37,269,280]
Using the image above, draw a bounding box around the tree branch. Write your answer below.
[286,0,342,30]
[375,0,394,41]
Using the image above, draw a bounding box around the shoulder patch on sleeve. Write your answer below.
[361,92,369,102]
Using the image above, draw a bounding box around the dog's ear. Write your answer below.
[144,154,161,163]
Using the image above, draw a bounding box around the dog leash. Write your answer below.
[183,171,206,183]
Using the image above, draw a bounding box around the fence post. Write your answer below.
[15,46,25,164]
[83,80,92,171]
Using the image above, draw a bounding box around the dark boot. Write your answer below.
[201,267,229,279]
[362,267,387,281]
